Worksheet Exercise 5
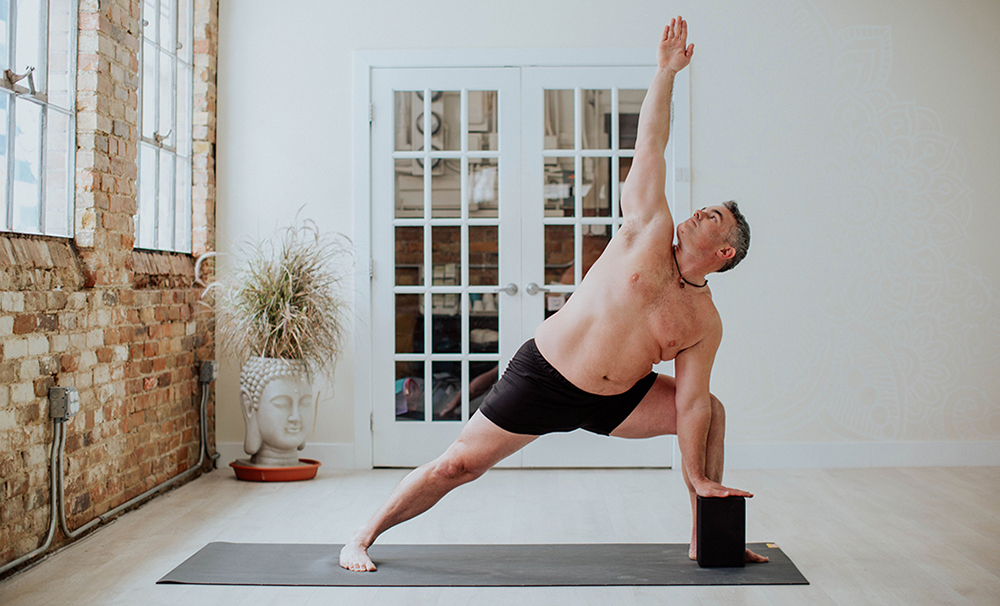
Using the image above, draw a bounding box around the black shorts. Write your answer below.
[478,339,658,436]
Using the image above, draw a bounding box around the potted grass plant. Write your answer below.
[215,220,351,480]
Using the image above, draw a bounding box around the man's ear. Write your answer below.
[718,245,736,261]
[240,391,262,455]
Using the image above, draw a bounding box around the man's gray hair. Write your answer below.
[718,200,750,273]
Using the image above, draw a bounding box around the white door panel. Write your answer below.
[371,65,689,468]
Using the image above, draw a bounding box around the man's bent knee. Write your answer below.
[430,451,488,485]
[710,395,726,427]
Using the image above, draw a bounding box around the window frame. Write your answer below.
[136,0,194,253]
[0,0,79,238]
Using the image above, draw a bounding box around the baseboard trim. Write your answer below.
[723,441,1000,469]
[217,440,1000,470]
[216,443,357,469]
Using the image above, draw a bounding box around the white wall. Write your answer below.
[216,0,1000,465]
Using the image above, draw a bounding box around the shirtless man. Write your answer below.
[341,16,767,571]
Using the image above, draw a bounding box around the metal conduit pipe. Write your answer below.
[0,421,63,576]
[0,365,217,577]
[58,375,215,539]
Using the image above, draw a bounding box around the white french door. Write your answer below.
[370,65,687,468]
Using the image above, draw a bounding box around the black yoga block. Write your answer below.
[696,495,746,568]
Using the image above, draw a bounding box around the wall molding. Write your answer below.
[721,441,1000,470]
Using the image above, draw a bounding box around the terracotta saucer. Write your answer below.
[230,458,321,482]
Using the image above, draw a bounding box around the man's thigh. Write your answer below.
[609,374,678,439]
[444,410,539,471]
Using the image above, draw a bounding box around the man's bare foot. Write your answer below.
[688,543,770,563]
[339,540,376,572]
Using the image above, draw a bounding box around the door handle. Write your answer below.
[525,282,550,296]
[492,283,518,296]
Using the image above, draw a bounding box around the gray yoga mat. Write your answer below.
[158,542,808,586]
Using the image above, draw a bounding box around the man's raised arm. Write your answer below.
[620,17,694,225]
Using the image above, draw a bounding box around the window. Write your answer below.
[136,0,192,252]
[0,0,77,237]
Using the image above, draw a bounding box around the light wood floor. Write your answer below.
[2,465,999,605]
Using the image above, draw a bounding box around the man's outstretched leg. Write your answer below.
[340,410,537,571]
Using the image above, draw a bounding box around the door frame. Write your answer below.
[353,49,691,469]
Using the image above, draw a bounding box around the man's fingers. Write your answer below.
[687,44,694,58]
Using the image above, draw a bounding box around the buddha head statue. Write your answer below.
[239,357,316,466]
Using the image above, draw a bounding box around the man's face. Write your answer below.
[677,205,737,263]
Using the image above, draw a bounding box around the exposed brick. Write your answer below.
[2,0,218,574]
[12,315,36,334]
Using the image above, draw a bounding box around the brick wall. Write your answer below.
[0,0,219,575]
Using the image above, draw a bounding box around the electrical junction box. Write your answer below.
[49,387,80,420]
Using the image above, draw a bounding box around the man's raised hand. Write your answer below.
[658,16,694,73]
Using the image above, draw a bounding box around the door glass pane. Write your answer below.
[618,157,633,218]
[543,90,573,149]
[44,110,70,236]
[468,91,497,151]
[430,158,460,218]
[431,361,462,421]
[468,361,499,416]
[395,91,421,151]
[618,90,645,150]
[431,294,460,353]
[469,293,498,354]
[468,158,498,218]
[12,98,41,233]
[468,226,498,286]
[582,90,612,150]
[545,292,570,320]
[395,361,424,421]
[394,158,422,218]
[395,294,423,354]
[544,157,573,217]
[582,157,611,217]
[432,91,460,151]
[431,226,460,285]
[582,224,612,280]
[395,226,423,285]
[544,225,574,285]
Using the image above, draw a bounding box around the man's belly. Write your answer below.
[533,311,661,395]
